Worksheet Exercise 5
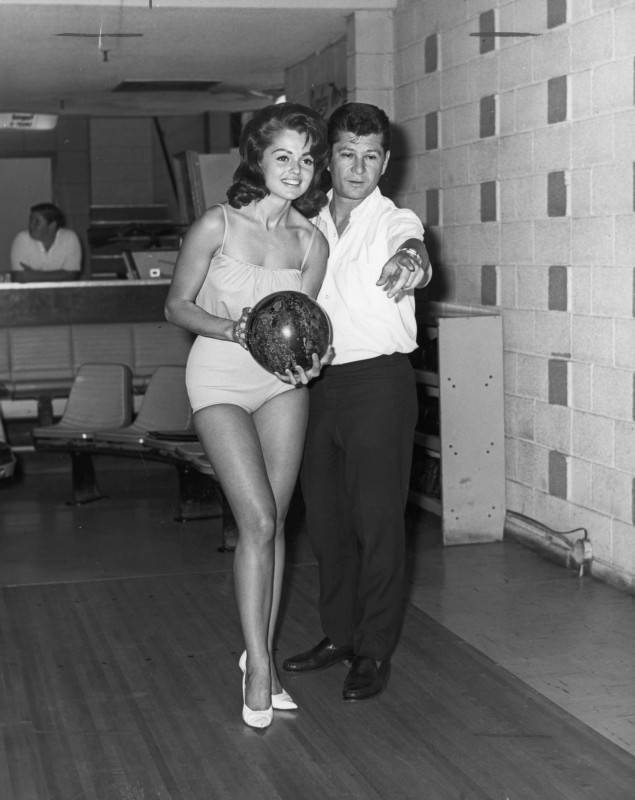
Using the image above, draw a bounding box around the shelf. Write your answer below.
[408,309,505,545]
[414,369,438,387]
[424,300,502,321]
[408,490,442,516]
[414,431,440,452]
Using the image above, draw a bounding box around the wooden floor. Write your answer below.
[407,537,635,758]
[1,454,634,799]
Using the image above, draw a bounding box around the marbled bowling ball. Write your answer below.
[245,290,332,375]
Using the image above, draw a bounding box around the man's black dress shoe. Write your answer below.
[342,656,390,701]
[283,637,354,673]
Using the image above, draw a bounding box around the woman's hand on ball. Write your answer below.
[275,347,334,385]
[231,307,251,349]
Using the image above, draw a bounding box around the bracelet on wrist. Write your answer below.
[232,319,248,349]
[397,247,423,269]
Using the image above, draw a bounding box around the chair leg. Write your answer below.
[67,451,103,505]
[173,464,222,522]
[37,395,54,427]
[218,493,238,552]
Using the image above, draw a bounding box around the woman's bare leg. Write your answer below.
[194,404,275,712]
[193,387,308,709]
[253,388,309,693]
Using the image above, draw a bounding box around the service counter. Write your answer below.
[0,279,170,326]
[0,280,192,423]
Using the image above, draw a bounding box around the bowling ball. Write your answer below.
[245,290,332,374]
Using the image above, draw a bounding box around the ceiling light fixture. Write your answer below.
[55,32,144,39]
[56,28,144,64]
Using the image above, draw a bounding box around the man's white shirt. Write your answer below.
[10,228,82,273]
[314,188,426,365]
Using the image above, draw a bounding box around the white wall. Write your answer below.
[391,0,634,588]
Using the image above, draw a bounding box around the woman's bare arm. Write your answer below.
[300,226,329,299]
[164,206,235,342]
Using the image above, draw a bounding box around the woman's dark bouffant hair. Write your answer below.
[227,102,329,217]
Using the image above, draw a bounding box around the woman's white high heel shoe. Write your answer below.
[239,651,298,713]
[241,672,273,730]
[239,652,272,729]
[271,688,298,711]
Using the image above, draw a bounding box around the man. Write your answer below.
[10,202,82,282]
[283,103,432,700]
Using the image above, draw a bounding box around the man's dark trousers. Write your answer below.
[301,352,417,661]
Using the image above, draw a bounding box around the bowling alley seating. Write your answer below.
[94,365,224,523]
[31,362,135,504]
[141,432,228,525]
[31,363,224,524]
[170,440,236,547]
[0,415,17,481]
[0,441,16,481]
[33,363,134,442]
[0,320,192,427]
[93,365,192,449]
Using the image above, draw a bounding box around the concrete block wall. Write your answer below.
[284,38,348,110]
[285,10,394,117]
[347,11,395,114]
[391,0,634,587]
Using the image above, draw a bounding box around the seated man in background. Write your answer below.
[10,202,82,282]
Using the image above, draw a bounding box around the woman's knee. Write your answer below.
[236,507,277,545]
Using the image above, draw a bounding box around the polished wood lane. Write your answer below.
[1,563,634,800]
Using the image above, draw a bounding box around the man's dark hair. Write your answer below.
[327,102,391,152]
[30,202,66,228]
[227,102,329,217]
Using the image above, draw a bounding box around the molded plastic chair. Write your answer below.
[32,362,133,503]
[94,365,192,448]
[172,440,235,547]
[0,415,15,481]
[32,362,133,442]
[137,432,220,524]
[0,442,17,481]
[174,441,214,475]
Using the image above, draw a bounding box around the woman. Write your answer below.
[165,103,330,730]
[10,202,82,282]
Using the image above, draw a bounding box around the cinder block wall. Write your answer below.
[397,0,634,587]
[285,38,348,109]
[287,0,635,588]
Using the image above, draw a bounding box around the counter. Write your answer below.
[0,279,170,327]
